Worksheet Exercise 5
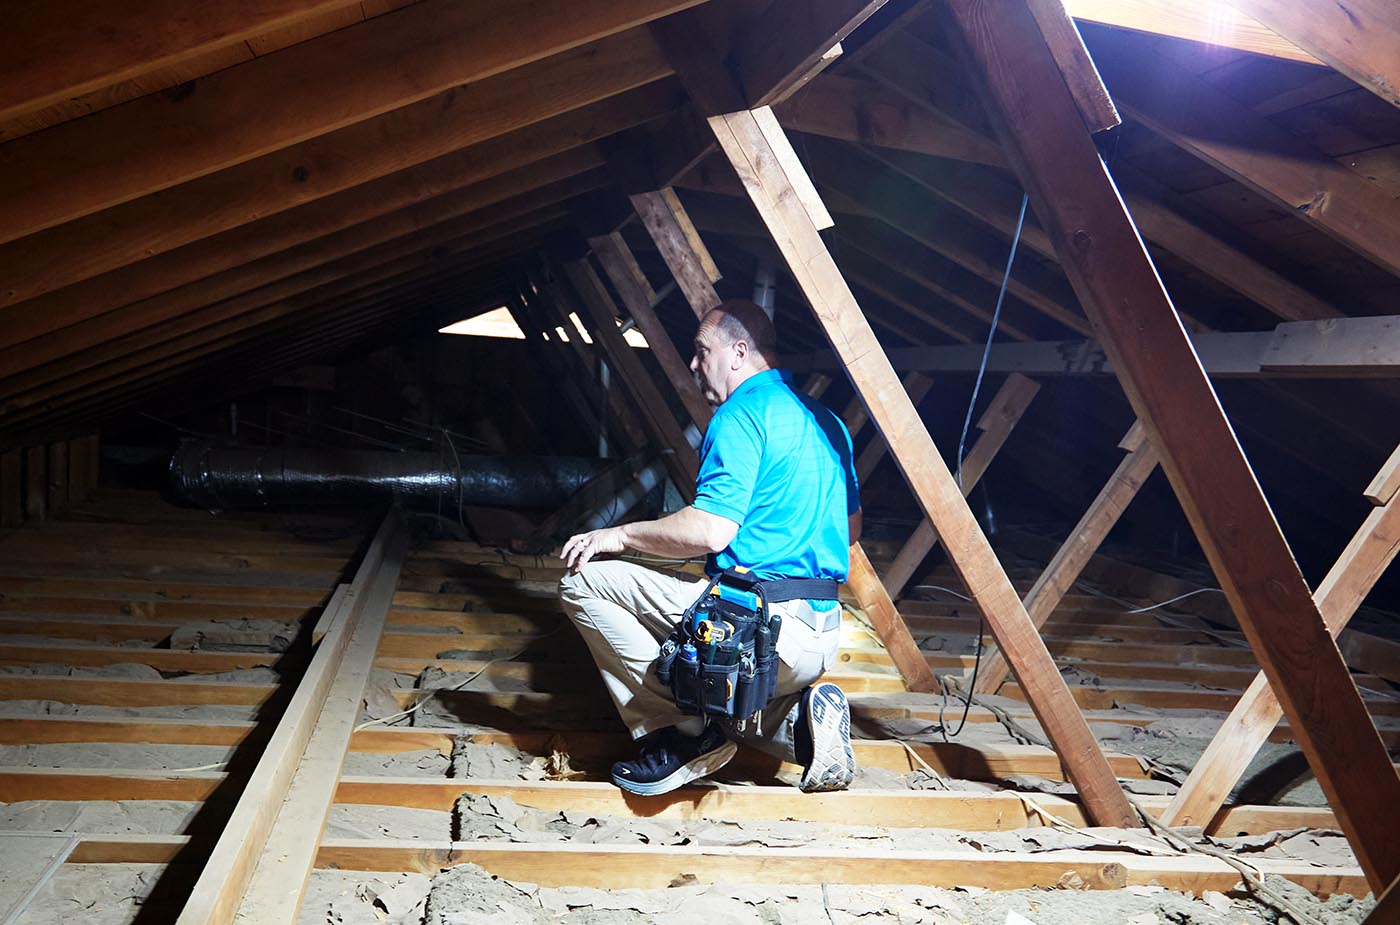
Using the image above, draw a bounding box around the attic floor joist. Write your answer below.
[0,493,1374,921]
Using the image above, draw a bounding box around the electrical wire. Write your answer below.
[941,192,1030,741]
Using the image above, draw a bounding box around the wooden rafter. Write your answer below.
[975,423,1159,694]
[882,374,1040,598]
[941,0,1400,889]
[1161,442,1400,829]
[1064,0,1317,64]
[707,106,1133,825]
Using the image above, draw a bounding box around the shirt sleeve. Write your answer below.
[693,407,763,525]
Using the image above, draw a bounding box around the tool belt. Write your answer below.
[654,567,839,726]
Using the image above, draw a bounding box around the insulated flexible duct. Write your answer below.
[169,440,610,511]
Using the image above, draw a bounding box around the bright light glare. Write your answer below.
[437,306,524,338]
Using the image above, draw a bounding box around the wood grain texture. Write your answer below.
[945,0,1400,890]
[0,0,697,244]
[709,107,1134,827]
[976,422,1159,693]
[1065,0,1317,63]
[882,374,1039,598]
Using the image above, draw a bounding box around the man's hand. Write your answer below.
[561,525,628,572]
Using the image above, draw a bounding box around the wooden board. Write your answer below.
[707,107,1134,828]
[943,0,1400,890]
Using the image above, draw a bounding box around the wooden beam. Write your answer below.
[729,0,889,108]
[708,107,1134,825]
[1161,442,1400,828]
[559,259,701,495]
[0,0,698,244]
[629,189,722,312]
[587,232,713,428]
[1023,0,1119,133]
[883,374,1040,598]
[976,423,1160,693]
[794,316,1400,378]
[0,79,677,325]
[0,1,370,125]
[1065,0,1317,63]
[178,514,407,924]
[44,442,67,514]
[944,0,1400,891]
[1085,28,1400,280]
[773,73,1006,166]
[853,372,932,481]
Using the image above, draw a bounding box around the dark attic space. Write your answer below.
[1,1,1399,923]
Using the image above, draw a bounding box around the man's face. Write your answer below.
[691,318,738,406]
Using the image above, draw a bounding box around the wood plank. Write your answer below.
[310,839,1369,895]
[559,260,701,495]
[707,107,1134,827]
[220,521,409,923]
[174,512,400,925]
[1260,316,1400,378]
[629,189,723,312]
[0,0,697,245]
[0,67,675,347]
[729,0,888,108]
[944,0,1400,891]
[1064,0,1317,63]
[1220,1,1398,108]
[1086,28,1400,280]
[853,372,932,482]
[0,1,366,125]
[1365,444,1400,506]
[976,422,1159,693]
[0,642,283,674]
[1161,448,1400,828]
[587,233,713,428]
[1023,0,1118,133]
[883,374,1040,598]
[0,676,274,707]
[629,183,938,693]
[0,716,254,748]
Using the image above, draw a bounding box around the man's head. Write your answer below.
[691,299,777,406]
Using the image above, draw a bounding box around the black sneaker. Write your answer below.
[610,724,736,796]
[799,682,855,792]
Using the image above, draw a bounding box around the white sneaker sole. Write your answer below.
[612,740,737,796]
[800,682,855,793]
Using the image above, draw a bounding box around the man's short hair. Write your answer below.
[709,299,777,359]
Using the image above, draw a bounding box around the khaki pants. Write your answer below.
[558,559,842,763]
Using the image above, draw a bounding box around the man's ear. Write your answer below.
[731,339,749,369]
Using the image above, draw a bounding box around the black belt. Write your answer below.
[755,577,840,603]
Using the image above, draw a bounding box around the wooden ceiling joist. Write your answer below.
[943,0,1400,889]
[0,0,699,244]
[1063,0,1317,64]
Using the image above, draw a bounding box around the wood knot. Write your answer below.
[1072,229,1092,250]
[291,165,311,184]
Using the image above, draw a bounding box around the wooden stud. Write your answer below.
[559,260,701,495]
[976,422,1160,693]
[943,0,1400,889]
[1161,443,1400,828]
[180,513,408,924]
[883,374,1040,598]
[707,107,1134,826]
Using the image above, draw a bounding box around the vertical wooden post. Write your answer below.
[943,0,1400,886]
[23,446,46,522]
[707,107,1132,824]
[1162,441,1400,828]
[0,450,21,528]
[46,442,68,515]
[976,421,1159,693]
[883,374,1040,598]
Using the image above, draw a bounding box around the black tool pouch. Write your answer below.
[655,567,833,726]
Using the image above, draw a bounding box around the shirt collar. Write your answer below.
[728,368,789,402]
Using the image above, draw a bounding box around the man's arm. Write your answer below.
[849,508,863,545]
[561,506,739,571]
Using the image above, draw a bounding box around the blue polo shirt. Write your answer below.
[693,369,859,584]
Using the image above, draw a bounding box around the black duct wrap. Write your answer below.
[169,440,611,511]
